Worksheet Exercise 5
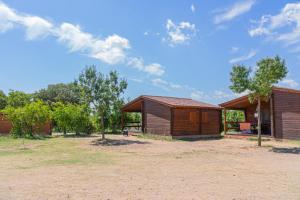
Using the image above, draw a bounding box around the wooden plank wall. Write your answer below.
[144,99,171,135]
[273,90,300,139]
[0,114,12,134]
[201,110,221,135]
[172,108,200,136]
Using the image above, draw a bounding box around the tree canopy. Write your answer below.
[0,90,7,110]
[77,65,127,139]
[34,83,81,105]
[230,56,288,102]
[7,90,31,108]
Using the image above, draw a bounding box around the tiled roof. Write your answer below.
[141,95,220,108]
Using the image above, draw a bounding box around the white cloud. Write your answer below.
[0,2,53,39]
[230,46,239,53]
[145,63,165,76]
[229,50,257,64]
[278,79,299,88]
[249,2,300,50]
[165,19,196,46]
[214,0,255,24]
[213,90,234,99]
[127,57,165,76]
[0,2,163,73]
[190,90,210,101]
[191,4,196,13]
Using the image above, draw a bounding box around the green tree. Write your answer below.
[229,56,287,146]
[53,103,94,135]
[7,90,31,108]
[3,101,51,137]
[34,83,81,105]
[0,90,7,110]
[52,102,73,135]
[77,66,127,139]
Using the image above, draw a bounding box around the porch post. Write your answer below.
[270,95,274,138]
[224,109,227,134]
[121,111,124,130]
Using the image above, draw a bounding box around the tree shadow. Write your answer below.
[271,147,300,154]
[91,138,150,146]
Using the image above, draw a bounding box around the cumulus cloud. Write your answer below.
[229,50,257,64]
[0,2,163,75]
[127,57,165,76]
[278,78,299,88]
[165,19,196,46]
[214,0,255,24]
[249,2,300,51]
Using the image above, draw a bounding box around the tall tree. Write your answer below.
[77,66,127,139]
[230,56,287,146]
[0,90,7,110]
[34,83,81,105]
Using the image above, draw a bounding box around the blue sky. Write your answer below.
[0,0,300,104]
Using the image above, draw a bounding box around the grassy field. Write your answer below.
[0,136,115,169]
[1,134,300,200]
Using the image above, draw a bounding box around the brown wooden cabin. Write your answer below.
[0,113,51,135]
[220,87,300,139]
[121,95,222,138]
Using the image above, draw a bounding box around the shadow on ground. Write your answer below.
[91,138,150,146]
[271,147,300,154]
[177,136,223,142]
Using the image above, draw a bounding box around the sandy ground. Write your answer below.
[1,135,300,200]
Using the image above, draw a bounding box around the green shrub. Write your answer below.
[53,103,94,135]
[3,101,51,137]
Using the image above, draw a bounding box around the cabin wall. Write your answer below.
[172,108,221,136]
[201,109,221,135]
[144,100,171,135]
[273,90,300,139]
[172,108,200,136]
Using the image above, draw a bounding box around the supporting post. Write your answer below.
[257,97,262,146]
[270,95,274,138]
[121,111,124,131]
[224,109,227,134]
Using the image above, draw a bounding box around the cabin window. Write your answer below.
[202,112,208,123]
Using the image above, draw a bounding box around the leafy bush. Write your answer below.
[3,101,51,137]
[52,103,94,135]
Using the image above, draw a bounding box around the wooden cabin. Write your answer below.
[121,95,222,138]
[220,87,300,139]
[0,113,51,135]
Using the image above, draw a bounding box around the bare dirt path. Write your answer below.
[0,135,300,200]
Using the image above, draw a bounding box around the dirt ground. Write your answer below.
[1,135,300,200]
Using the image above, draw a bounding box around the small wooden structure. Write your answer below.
[121,95,222,138]
[220,87,300,139]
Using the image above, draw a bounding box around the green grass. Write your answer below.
[137,133,174,141]
[0,135,116,169]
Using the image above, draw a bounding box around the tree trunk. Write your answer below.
[63,128,66,135]
[101,114,105,140]
[257,97,262,147]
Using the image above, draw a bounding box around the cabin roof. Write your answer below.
[219,86,300,109]
[122,95,221,112]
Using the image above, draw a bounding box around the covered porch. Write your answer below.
[220,95,275,137]
[121,97,144,133]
